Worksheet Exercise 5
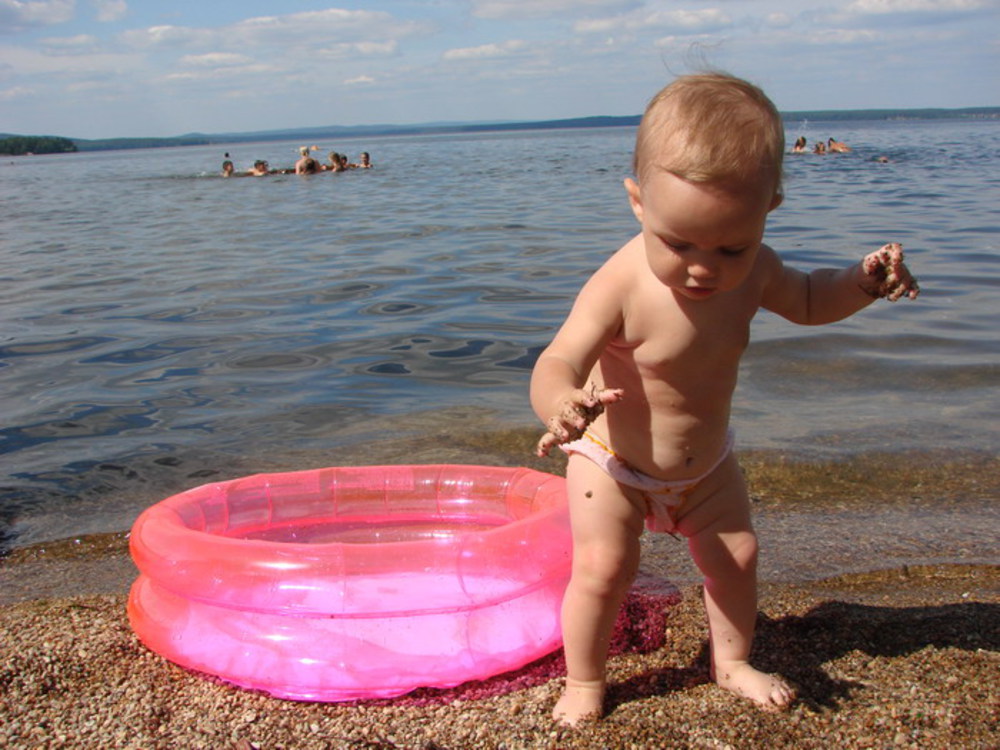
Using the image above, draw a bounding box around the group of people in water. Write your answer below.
[220,136,866,175]
[792,135,891,163]
[221,147,373,177]
[792,136,852,155]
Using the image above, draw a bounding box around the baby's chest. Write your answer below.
[616,302,751,371]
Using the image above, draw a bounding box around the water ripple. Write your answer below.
[1,120,998,547]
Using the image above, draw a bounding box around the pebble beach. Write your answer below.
[2,436,997,749]
[1,562,996,749]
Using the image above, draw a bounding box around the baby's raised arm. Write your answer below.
[763,242,919,325]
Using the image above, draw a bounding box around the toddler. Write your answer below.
[530,72,919,726]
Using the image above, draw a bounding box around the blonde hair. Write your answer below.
[633,72,785,194]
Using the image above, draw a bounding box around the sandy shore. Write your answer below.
[2,439,998,748]
[1,556,996,749]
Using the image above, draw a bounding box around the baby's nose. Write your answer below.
[688,255,718,278]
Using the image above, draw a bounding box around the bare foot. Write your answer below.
[712,661,795,712]
[552,678,605,727]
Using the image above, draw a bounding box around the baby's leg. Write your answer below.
[554,455,645,726]
[680,456,795,711]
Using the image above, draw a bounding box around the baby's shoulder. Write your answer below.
[746,243,792,306]
[600,235,646,279]
[573,239,645,312]
[751,242,784,279]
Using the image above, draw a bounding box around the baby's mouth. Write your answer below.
[684,285,717,298]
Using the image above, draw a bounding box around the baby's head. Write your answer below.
[633,72,784,199]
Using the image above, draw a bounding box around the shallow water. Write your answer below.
[1,119,998,551]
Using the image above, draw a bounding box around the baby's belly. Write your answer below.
[593,354,738,477]
[596,409,732,481]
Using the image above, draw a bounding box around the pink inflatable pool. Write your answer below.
[128,464,571,701]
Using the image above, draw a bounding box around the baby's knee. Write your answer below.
[692,529,759,580]
[727,532,759,573]
[571,544,638,597]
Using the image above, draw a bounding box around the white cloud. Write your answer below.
[118,9,425,53]
[63,77,117,92]
[0,0,74,31]
[305,40,397,62]
[653,9,730,28]
[443,39,528,60]
[163,63,275,82]
[8,7,424,107]
[352,41,397,56]
[178,52,252,68]
[226,9,426,48]
[39,32,98,51]
[119,24,212,49]
[0,83,33,99]
[575,8,732,34]
[0,39,135,74]
[471,0,635,20]
[847,0,989,12]
[804,28,883,44]
[652,34,710,50]
[344,74,375,85]
[91,0,124,23]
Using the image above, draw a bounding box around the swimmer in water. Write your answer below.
[294,146,313,174]
[326,151,347,172]
[248,160,271,176]
[298,156,320,174]
[828,137,851,153]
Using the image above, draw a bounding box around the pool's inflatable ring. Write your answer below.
[128,464,571,701]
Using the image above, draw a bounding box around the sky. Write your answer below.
[1,0,998,139]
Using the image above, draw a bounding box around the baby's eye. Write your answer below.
[721,246,748,256]
[662,237,690,252]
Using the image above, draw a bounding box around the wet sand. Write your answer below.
[1,429,997,748]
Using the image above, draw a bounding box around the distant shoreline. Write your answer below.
[3,106,998,154]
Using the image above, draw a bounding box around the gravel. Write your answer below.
[1,564,996,749]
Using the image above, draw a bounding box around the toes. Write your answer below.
[768,680,797,710]
[715,664,796,712]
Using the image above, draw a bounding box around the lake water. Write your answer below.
[2,119,998,553]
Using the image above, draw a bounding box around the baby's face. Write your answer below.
[625,171,779,300]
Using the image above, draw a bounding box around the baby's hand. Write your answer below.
[535,383,624,458]
[860,243,920,301]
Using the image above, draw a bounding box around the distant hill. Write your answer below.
[782,107,1000,123]
[5,107,998,154]
[68,115,645,152]
[0,134,77,155]
[71,135,216,152]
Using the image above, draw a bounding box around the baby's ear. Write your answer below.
[624,177,643,222]
[769,191,784,212]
